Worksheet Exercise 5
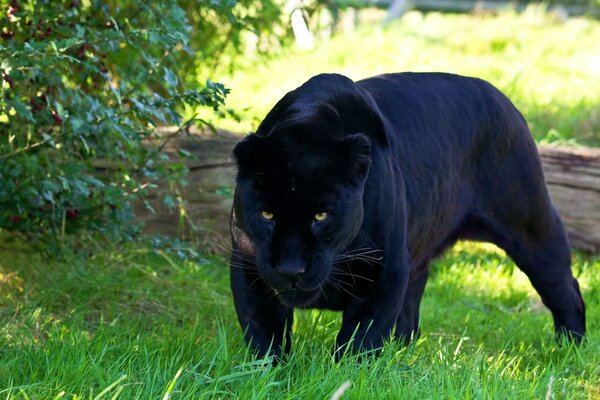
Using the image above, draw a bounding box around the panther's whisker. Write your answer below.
[248,276,263,290]
[328,275,355,288]
[335,252,383,261]
[333,253,384,266]
[326,277,364,302]
[334,250,383,261]
[319,285,329,303]
[325,278,344,295]
[339,247,375,254]
[229,263,258,272]
[357,231,380,251]
[331,267,375,283]
[213,241,257,263]
[351,256,383,265]
[332,258,380,268]
[340,248,382,256]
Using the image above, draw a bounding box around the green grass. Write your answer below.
[1,240,598,398]
[209,8,600,146]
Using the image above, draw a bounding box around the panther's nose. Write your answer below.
[276,263,306,286]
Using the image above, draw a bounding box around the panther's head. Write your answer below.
[231,121,372,307]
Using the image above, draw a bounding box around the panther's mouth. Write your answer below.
[275,287,321,308]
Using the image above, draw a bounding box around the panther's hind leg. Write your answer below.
[467,123,586,341]
[468,152,587,341]
[480,207,585,341]
[395,266,429,344]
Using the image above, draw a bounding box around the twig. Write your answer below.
[156,113,199,153]
[0,139,50,160]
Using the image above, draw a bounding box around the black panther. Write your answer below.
[229,72,586,358]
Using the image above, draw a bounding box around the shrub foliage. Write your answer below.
[0,0,282,250]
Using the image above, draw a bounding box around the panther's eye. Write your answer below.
[260,211,274,221]
[314,212,328,222]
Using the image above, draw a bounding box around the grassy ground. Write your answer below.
[1,239,598,399]
[209,8,600,146]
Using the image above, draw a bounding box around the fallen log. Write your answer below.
[129,130,600,253]
[131,129,238,252]
[538,146,600,252]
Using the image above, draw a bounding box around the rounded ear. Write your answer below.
[342,133,372,182]
[329,86,389,149]
[232,134,265,172]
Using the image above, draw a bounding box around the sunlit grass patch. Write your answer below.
[209,10,600,146]
[0,239,598,398]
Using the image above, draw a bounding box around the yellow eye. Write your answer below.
[314,212,328,222]
[260,211,274,220]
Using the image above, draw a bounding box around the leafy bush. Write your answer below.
[0,0,283,252]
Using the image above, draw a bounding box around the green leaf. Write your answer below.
[163,68,178,88]
[8,99,35,123]
[215,186,233,198]
[177,149,194,159]
[163,195,177,209]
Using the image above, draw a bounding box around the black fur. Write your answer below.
[230,72,586,359]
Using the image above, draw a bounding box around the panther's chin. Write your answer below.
[276,287,321,308]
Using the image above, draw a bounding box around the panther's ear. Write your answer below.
[256,89,298,135]
[342,133,372,183]
[232,134,265,172]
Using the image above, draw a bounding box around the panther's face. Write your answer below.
[232,125,372,307]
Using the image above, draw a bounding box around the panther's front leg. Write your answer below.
[335,260,409,359]
[230,254,293,359]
